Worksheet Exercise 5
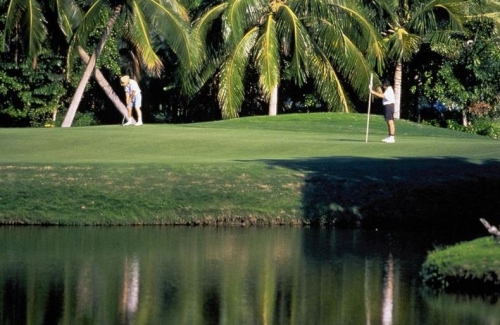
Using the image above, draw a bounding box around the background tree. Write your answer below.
[190,0,384,119]
[0,0,69,126]
[1,0,47,68]
[50,0,131,124]
[366,0,485,119]
[413,19,500,137]
[0,0,132,125]
[61,0,200,127]
[0,52,67,127]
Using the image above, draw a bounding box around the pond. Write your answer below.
[0,227,497,325]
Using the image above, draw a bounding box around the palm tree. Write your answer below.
[61,0,200,127]
[365,0,499,118]
[1,0,136,122]
[54,0,132,123]
[191,0,385,119]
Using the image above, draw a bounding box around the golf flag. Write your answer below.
[365,73,373,143]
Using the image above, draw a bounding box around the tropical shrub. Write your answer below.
[0,55,67,127]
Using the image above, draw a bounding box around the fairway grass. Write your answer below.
[1,113,499,229]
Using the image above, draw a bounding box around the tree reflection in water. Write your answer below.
[121,256,140,324]
[0,227,499,325]
[382,254,394,325]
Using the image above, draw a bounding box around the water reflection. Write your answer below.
[382,254,394,325]
[121,256,140,324]
[0,227,497,325]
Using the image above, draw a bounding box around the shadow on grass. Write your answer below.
[261,156,500,234]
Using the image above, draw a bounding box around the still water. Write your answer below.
[0,227,498,325]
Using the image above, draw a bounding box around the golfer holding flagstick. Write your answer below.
[370,78,396,143]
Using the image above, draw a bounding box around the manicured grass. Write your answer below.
[421,237,500,291]
[1,113,499,227]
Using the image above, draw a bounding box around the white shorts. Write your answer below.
[128,93,142,108]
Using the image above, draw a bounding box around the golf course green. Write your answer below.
[1,113,499,230]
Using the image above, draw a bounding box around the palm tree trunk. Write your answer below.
[77,46,132,122]
[62,5,122,128]
[462,110,468,127]
[393,60,402,119]
[268,85,278,116]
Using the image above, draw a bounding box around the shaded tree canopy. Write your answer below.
[1,0,500,129]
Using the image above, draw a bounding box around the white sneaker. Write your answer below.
[123,120,133,126]
[135,120,143,126]
[382,136,395,143]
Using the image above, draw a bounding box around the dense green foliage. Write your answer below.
[413,20,500,137]
[1,1,500,136]
[0,54,67,127]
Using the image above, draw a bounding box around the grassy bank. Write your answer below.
[421,237,500,292]
[1,113,500,229]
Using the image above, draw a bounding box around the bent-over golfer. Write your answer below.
[120,75,143,126]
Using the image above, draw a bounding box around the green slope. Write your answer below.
[0,113,499,227]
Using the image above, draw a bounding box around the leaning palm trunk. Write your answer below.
[268,85,278,116]
[393,60,402,119]
[77,46,132,122]
[62,5,122,128]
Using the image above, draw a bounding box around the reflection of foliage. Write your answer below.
[0,227,393,325]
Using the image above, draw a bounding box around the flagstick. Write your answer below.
[365,73,373,143]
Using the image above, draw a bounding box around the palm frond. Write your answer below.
[186,3,228,97]
[426,29,458,44]
[467,0,500,31]
[218,27,259,119]
[410,0,469,35]
[128,1,163,76]
[66,0,108,76]
[192,3,228,62]
[363,0,399,24]
[159,0,190,21]
[70,0,107,50]
[3,0,22,51]
[289,0,330,18]
[308,20,373,108]
[338,32,376,96]
[276,3,311,87]
[26,0,47,61]
[223,0,266,46]
[309,53,352,113]
[333,1,386,73]
[146,0,202,72]
[255,15,280,97]
[386,28,420,62]
[50,0,83,42]
[3,0,48,63]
